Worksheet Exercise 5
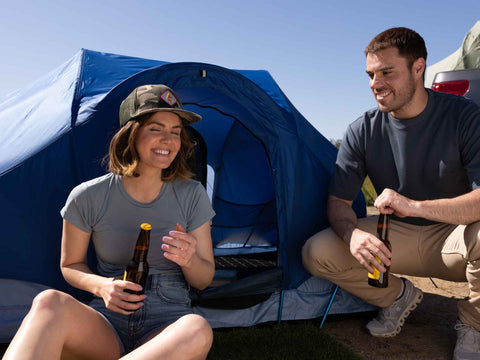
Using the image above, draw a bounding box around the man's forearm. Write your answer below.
[414,188,480,225]
[327,196,358,245]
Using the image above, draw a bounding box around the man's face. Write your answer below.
[366,47,420,119]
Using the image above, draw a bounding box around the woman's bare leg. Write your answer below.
[3,289,121,360]
[121,314,213,360]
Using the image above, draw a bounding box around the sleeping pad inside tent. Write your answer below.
[0,49,373,341]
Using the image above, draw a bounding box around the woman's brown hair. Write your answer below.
[106,113,195,181]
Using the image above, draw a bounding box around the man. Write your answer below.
[302,27,480,360]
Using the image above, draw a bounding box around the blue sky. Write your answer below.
[0,0,479,140]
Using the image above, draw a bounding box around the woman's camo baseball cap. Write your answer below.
[119,84,202,127]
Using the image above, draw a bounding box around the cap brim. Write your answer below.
[130,108,202,126]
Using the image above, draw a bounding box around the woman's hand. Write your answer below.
[61,220,145,315]
[162,224,197,268]
[97,278,146,315]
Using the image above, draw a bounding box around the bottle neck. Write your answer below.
[377,214,389,240]
[133,248,149,262]
[133,229,150,261]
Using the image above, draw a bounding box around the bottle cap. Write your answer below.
[140,223,152,231]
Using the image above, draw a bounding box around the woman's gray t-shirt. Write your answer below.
[60,173,215,276]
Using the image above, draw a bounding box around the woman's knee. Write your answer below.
[180,314,213,352]
[30,289,75,316]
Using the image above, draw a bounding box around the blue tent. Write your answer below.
[0,49,371,341]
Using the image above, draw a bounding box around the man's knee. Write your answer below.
[302,228,348,276]
[302,230,326,272]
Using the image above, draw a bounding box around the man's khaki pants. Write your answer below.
[302,216,480,330]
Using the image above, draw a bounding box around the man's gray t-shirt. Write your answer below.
[61,173,215,276]
[330,89,480,225]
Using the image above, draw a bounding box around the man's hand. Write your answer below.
[374,188,417,218]
[328,195,391,273]
[375,188,480,225]
[349,228,392,273]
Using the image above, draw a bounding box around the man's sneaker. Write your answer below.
[366,278,423,337]
[453,320,480,360]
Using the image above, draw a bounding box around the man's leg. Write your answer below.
[302,216,428,337]
[454,221,480,330]
[417,221,480,328]
[412,221,480,359]
[302,216,402,307]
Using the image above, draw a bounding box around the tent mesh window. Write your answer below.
[187,118,281,309]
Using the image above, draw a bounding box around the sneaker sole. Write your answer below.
[369,290,424,338]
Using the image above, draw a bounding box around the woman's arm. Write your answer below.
[162,221,215,290]
[60,220,108,294]
[60,219,145,314]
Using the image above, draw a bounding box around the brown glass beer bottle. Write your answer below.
[368,214,391,288]
[123,223,152,295]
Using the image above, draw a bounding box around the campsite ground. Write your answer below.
[0,208,470,359]
[321,207,470,359]
[0,278,468,360]
[322,275,468,359]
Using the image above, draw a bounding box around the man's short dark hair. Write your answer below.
[365,27,428,68]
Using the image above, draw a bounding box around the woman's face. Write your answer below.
[135,111,182,174]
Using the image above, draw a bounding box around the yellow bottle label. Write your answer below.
[368,255,381,280]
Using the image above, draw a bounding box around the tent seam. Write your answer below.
[70,49,86,128]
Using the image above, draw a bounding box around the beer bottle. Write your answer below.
[368,214,391,288]
[123,223,152,295]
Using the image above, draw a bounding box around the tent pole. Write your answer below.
[277,290,285,325]
[319,285,338,328]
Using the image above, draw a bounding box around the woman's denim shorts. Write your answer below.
[89,272,193,354]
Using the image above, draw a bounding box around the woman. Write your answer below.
[4,85,216,359]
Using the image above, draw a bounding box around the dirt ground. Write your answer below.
[321,207,470,360]
[322,275,468,359]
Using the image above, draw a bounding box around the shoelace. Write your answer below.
[455,323,471,331]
